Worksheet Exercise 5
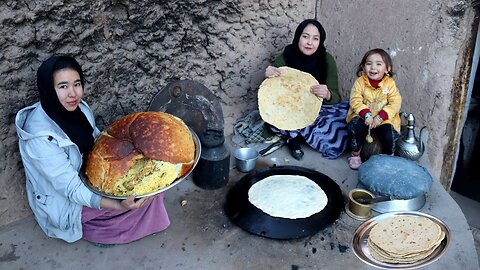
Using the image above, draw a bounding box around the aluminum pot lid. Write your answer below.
[225,166,344,240]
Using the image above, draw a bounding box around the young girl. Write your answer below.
[264,19,349,160]
[346,48,402,169]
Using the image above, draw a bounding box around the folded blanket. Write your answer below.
[268,100,350,159]
[232,110,284,156]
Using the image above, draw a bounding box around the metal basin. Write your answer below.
[356,182,426,213]
[371,193,426,213]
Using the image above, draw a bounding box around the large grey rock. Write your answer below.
[358,154,433,199]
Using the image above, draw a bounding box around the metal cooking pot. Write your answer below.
[225,166,344,240]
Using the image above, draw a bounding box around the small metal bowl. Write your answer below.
[234,148,258,173]
[345,189,375,221]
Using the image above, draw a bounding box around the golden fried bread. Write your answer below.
[85,112,195,196]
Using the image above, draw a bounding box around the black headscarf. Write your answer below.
[37,55,94,158]
[282,19,328,84]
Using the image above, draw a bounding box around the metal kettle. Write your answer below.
[395,112,426,161]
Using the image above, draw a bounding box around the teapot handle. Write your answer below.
[418,126,427,151]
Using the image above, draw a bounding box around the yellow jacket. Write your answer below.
[346,73,402,132]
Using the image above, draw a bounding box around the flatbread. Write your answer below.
[367,215,446,263]
[258,67,322,130]
[247,175,328,219]
[369,216,443,254]
[368,240,441,263]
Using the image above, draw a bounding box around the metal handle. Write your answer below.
[356,195,393,204]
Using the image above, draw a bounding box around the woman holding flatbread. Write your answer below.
[263,19,349,160]
[15,55,170,245]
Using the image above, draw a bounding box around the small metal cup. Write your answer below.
[346,189,374,220]
[234,148,258,173]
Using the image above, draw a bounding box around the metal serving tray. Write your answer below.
[352,211,451,269]
[80,128,201,200]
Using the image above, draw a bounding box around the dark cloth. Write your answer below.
[282,19,328,84]
[347,117,398,154]
[269,100,349,159]
[37,56,94,160]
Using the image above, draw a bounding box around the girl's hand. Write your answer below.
[370,115,383,129]
[365,116,374,127]
[265,66,281,78]
[310,84,331,100]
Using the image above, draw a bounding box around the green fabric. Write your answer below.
[273,52,340,104]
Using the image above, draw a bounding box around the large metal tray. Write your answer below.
[352,211,451,269]
[80,128,201,199]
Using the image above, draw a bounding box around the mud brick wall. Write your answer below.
[0,0,316,226]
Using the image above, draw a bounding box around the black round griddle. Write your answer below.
[225,166,344,240]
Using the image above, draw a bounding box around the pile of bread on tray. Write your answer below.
[368,216,446,263]
[85,111,195,197]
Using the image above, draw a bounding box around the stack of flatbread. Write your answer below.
[258,67,322,130]
[368,216,446,264]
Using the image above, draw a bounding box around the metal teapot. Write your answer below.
[395,112,426,161]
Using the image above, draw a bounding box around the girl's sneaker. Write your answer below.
[348,155,362,170]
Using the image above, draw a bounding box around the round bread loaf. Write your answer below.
[85,112,195,196]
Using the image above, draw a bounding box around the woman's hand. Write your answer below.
[120,194,150,210]
[310,84,331,100]
[100,193,151,211]
[265,66,281,78]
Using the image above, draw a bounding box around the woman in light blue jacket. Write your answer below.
[15,56,170,244]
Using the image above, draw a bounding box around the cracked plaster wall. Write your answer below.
[0,0,476,226]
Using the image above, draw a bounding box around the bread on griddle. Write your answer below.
[85,112,195,196]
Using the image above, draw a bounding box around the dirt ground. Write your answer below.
[0,141,478,270]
